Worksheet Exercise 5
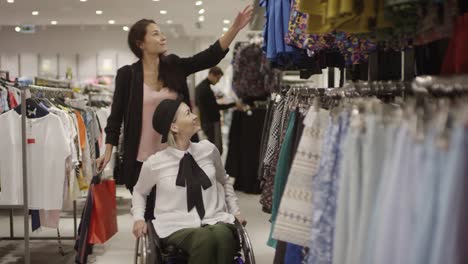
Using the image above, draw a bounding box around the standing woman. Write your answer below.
[96,6,254,220]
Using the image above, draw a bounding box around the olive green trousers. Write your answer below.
[162,223,237,264]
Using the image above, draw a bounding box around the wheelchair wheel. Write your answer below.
[235,220,256,264]
[135,222,165,264]
[135,236,149,264]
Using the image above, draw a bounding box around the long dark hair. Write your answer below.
[127,19,156,59]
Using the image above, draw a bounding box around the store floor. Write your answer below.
[0,187,274,264]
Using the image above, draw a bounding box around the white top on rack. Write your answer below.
[0,110,71,209]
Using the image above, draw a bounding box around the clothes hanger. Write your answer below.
[14,97,50,118]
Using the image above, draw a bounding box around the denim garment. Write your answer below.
[394,131,425,264]
[371,125,409,264]
[457,127,468,264]
[353,115,390,264]
[373,125,410,264]
[429,124,466,264]
[404,129,435,264]
[307,113,349,264]
[409,129,448,264]
[364,123,398,264]
[332,119,363,264]
[261,0,295,64]
[284,243,304,264]
[401,126,426,264]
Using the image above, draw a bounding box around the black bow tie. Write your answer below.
[176,153,212,219]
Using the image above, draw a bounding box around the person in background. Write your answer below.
[195,66,242,154]
[96,5,253,221]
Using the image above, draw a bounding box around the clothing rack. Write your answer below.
[87,91,113,103]
[0,83,79,264]
[274,77,468,113]
[412,75,468,95]
[262,74,468,263]
[34,77,71,89]
[28,84,74,95]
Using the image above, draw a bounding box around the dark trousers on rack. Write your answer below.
[129,161,156,221]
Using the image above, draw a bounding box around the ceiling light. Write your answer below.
[198,15,205,22]
[123,26,129,31]
[15,26,21,32]
[223,27,228,32]
[80,0,87,2]
[7,0,14,3]
[32,11,39,16]
[108,20,115,24]
[51,21,58,25]
[195,1,203,6]
[223,20,230,24]
[96,10,103,15]
[198,9,205,14]
[160,10,167,14]
[153,0,160,1]
[166,20,173,24]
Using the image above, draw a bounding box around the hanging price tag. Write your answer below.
[26,119,36,144]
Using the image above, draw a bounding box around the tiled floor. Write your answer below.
[0,187,275,264]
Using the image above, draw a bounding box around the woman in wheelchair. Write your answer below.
[132,99,247,264]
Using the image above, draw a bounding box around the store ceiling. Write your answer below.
[0,0,251,37]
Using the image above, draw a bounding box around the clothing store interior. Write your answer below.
[0,0,467,263]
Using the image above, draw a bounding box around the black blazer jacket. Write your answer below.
[104,40,229,188]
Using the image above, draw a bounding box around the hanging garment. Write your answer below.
[268,111,297,248]
[307,112,349,264]
[39,210,61,229]
[414,0,457,46]
[274,241,288,264]
[352,114,392,264]
[272,108,329,247]
[287,0,329,53]
[260,100,286,212]
[415,39,450,75]
[258,100,276,181]
[263,100,286,169]
[287,0,377,66]
[1,89,10,112]
[8,90,18,108]
[261,0,295,64]
[231,43,279,100]
[284,243,304,263]
[441,14,468,74]
[332,115,366,264]
[429,125,465,264]
[458,127,468,264]
[268,95,468,264]
[225,108,266,194]
[371,125,413,264]
[0,110,71,209]
[302,0,377,34]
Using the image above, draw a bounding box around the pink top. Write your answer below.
[137,83,178,162]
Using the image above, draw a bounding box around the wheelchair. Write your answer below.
[134,219,255,264]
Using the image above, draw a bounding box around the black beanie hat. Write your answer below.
[152,99,183,143]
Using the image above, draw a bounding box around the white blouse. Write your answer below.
[131,140,241,238]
